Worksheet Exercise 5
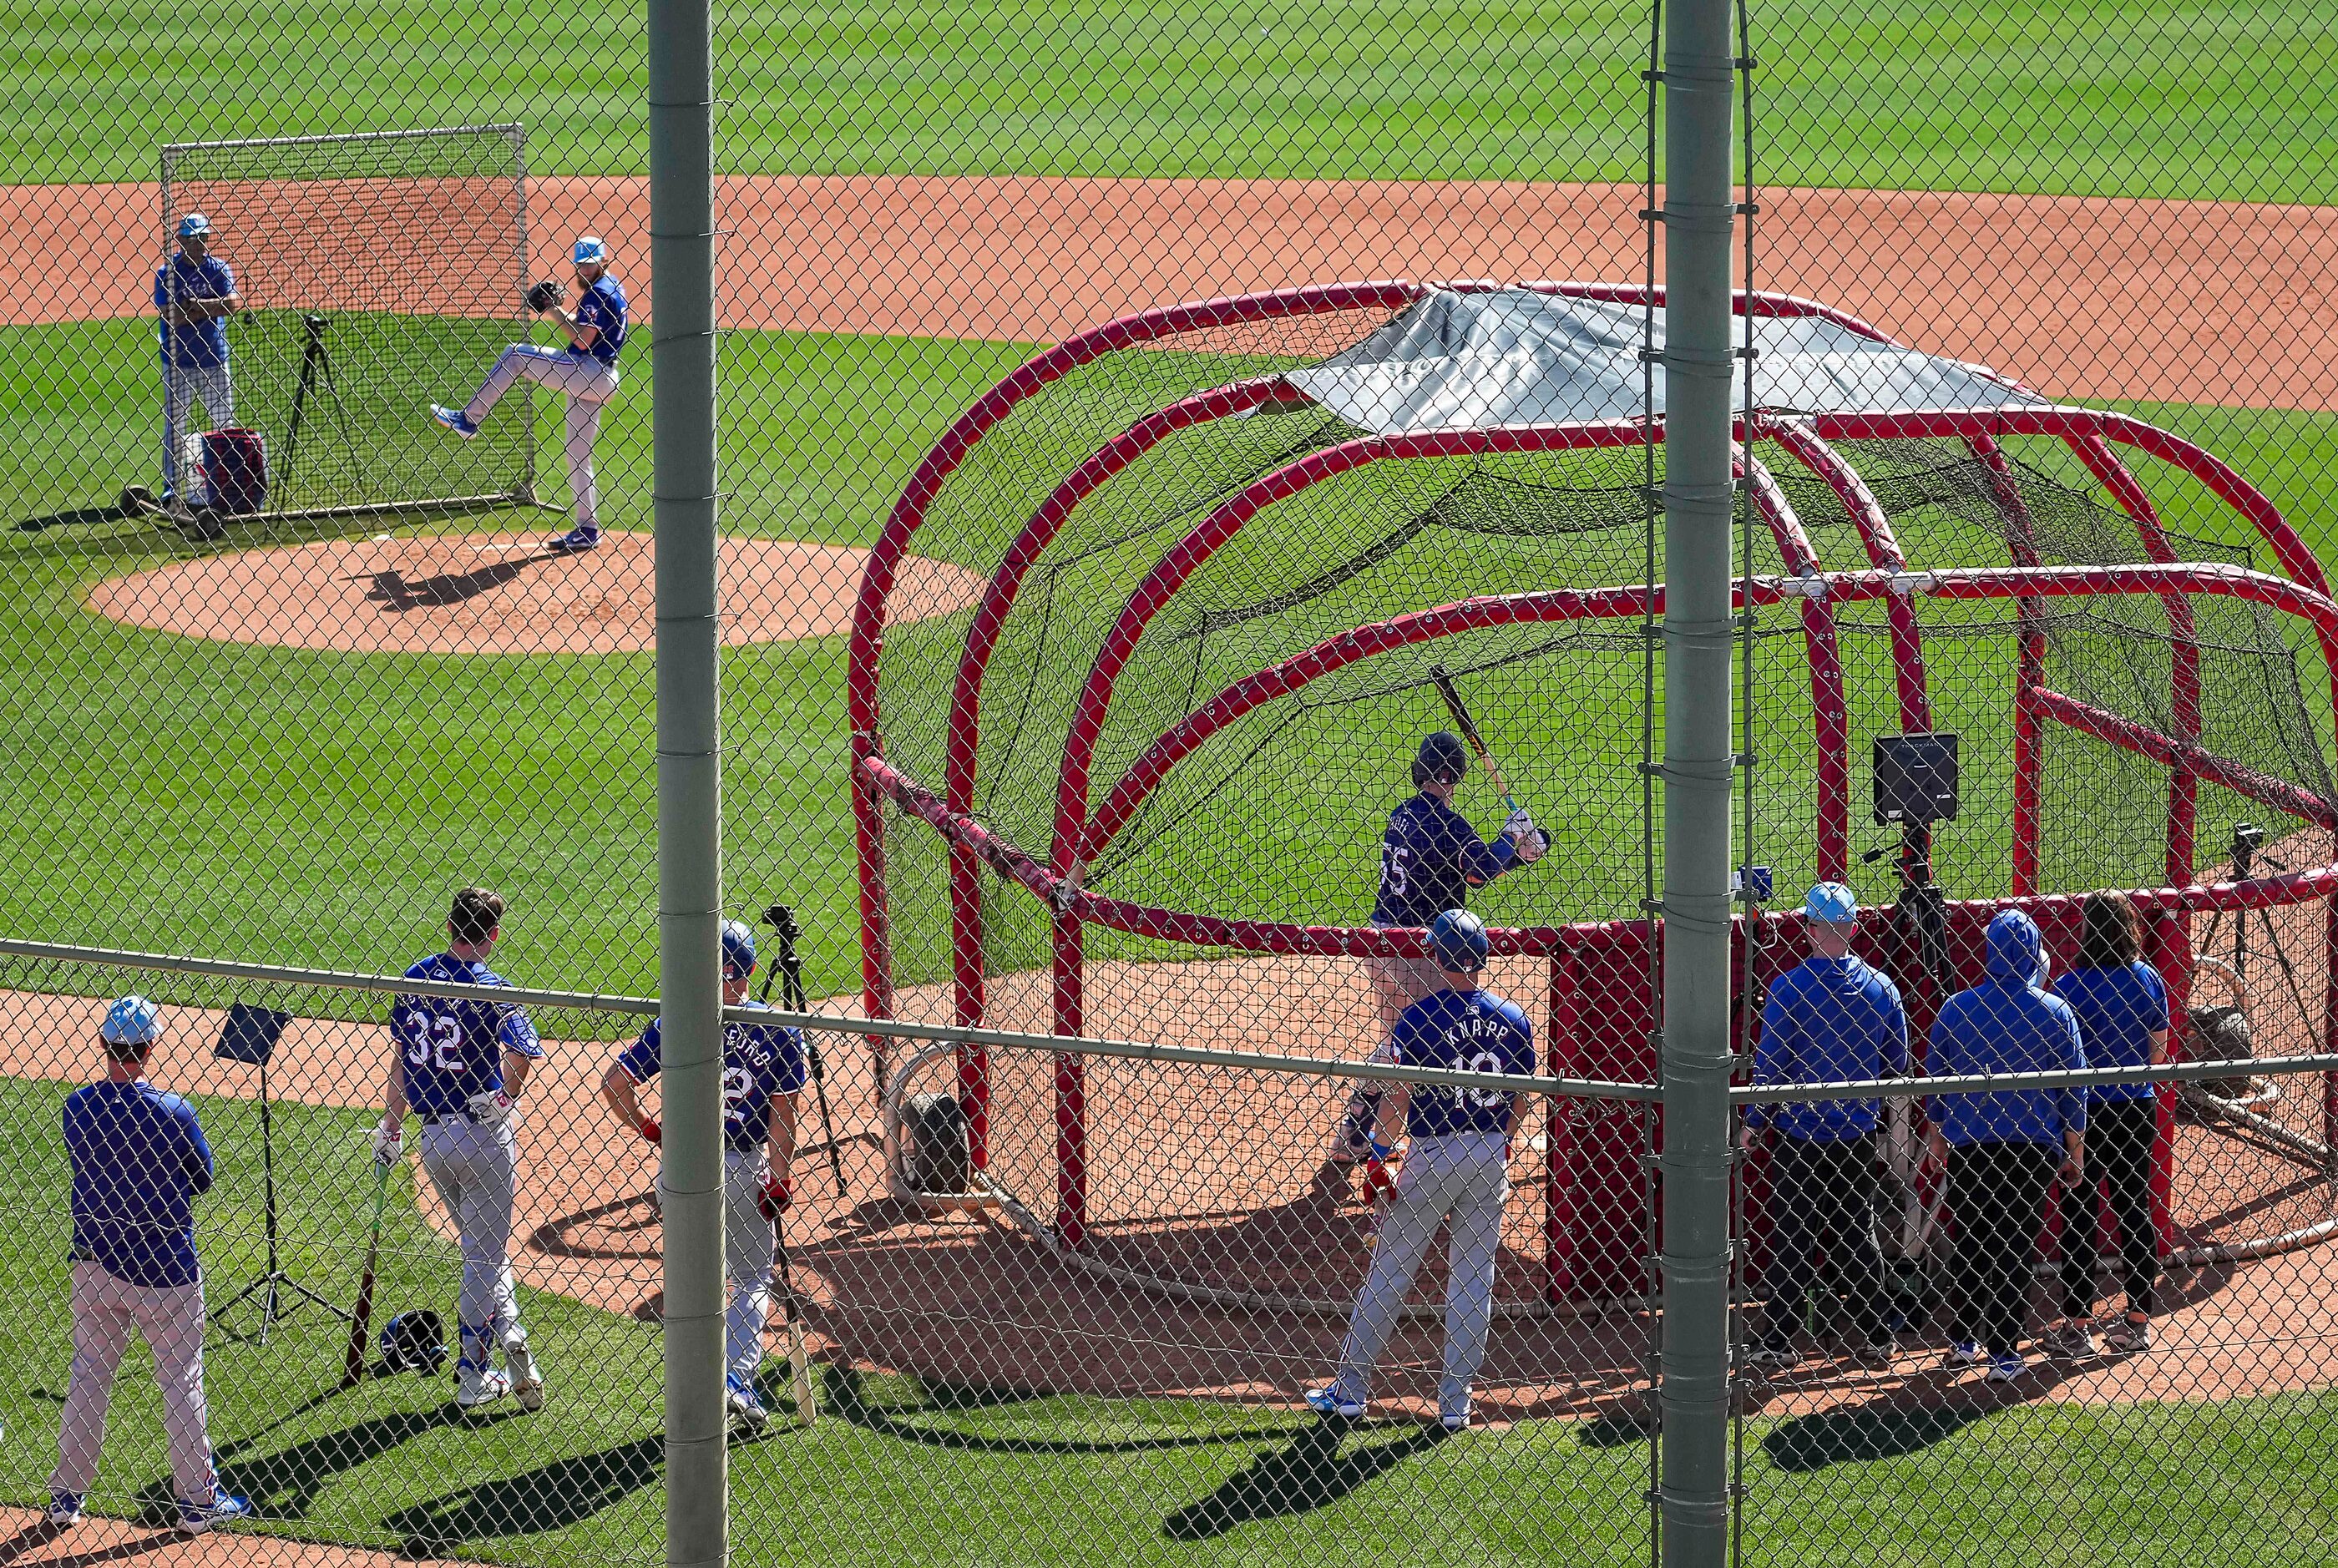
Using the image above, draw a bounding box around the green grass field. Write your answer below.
[4,1,2334,199]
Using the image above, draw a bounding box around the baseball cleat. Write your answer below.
[1854,1338,1900,1370]
[1746,1335,1799,1372]
[2041,1321,2098,1360]
[1440,1411,1470,1434]
[504,1336,544,1411]
[175,1493,252,1535]
[456,1362,513,1411]
[1945,1340,1986,1369]
[429,404,480,438]
[1304,1386,1364,1420]
[726,1373,771,1434]
[1985,1353,2028,1383]
[544,525,602,553]
[2103,1314,2153,1353]
[46,1490,85,1528]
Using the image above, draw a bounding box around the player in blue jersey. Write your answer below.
[1335,731,1543,1160]
[600,919,806,1432]
[47,997,252,1536]
[431,235,628,552]
[154,214,241,507]
[374,888,548,1413]
[1308,910,1533,1431]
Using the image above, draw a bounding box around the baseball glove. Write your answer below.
[524,279,563,313]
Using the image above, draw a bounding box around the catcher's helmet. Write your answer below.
[720,918,757,980]
[1429,908,1490,974]
[1412,731,1468,789]
[380,1310,448,1376]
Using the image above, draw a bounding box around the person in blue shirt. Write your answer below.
[1744,882,1910,1372]
[1335,731,1542,1161]
[2049,890,2168,1356]
[376,887,547,1413]
[154,214,241,506]
[1308,910,1533,1432]
[1925,908,2087,1383]
[47,997,251,1537]
[431,235,627,552]
[600,919,807,1433]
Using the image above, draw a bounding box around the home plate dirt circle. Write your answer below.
[84,531,987,654]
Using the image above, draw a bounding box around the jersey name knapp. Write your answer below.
[616,1005,807,1151]
[1394,989,1535,1139]
[1371,792,1515,928]
[391,954,544,1117]
[569,275,627,366]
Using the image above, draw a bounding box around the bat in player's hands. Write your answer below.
[1430,664,1547,861]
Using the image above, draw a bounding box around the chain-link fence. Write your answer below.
[3,0,2335,1562]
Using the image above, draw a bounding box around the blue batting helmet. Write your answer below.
[721,918,757,979]
[101,995,160,1047]
[381,1310,448,1376]
[1428,908,1490,973]
[1412,731,1469,789]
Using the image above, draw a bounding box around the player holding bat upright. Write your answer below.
[430,235,627,553]
[1333,722,1545,1161]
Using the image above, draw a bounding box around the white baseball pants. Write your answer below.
[161,361,234,494]
[419,1116,524,1360]
[463,346,619,526]
[50,1262,219,1505]
[1328,1135,1511,1419]
[721,1150,779,1382]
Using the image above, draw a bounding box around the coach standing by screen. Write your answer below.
[1744,883,1909,1372]
[46,998,250,1536]
[154,214,240,507]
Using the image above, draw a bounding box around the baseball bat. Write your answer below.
[341,1156,391,1390]
[775,1208,817,1426]
[1428,665,1521,816]
[765,903,847,1198]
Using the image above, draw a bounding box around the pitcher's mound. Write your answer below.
[85,531,986,655]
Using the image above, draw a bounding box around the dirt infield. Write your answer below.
[7,177,2332,412]
[0,1508,458,1566]
[82,532,986,654]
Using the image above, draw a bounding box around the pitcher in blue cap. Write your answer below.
[431,234,627,553]
[1744,883,1910,1373]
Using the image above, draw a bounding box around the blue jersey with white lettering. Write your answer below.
[615,1002,806,1151]
[569,275,626,366]
[154,253,235,369]
[1394,987,1535,1139]
[391,953,544,1117]
[65,1079,215,1288]
[1370,792,1515,928]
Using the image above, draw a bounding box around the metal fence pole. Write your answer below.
[1658,0,1739,1560]
[649,0,726,1557]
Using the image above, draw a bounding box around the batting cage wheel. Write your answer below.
[846,281,2338,1343]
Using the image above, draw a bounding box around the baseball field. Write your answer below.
[3,0,2337,1562]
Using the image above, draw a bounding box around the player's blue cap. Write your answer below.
[720,918,757,979]
[1413,731,1468,789]
[572,235,610,268]
[101,995,160,1047]
[176,214,210,239]
[1804,882,1859,925]
[1428,908,1490,973]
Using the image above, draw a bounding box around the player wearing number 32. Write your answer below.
[600,918,807,1434]
[1308,909,1533,1433]
[375,887,547,1414]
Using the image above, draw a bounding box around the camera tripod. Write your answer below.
[277,311,352,498]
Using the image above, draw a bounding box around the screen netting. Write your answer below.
[159,125,534,518]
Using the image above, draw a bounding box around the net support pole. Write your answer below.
[1657,0,1738,1562]
[649,0,726,1559]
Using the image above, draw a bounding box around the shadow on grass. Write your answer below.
[821,1365,1292,1455]
[383,1429,664,1555]
[129,1402,524,1528]
[1760,1402,1995,1471]
[1162,1422,1447,1540]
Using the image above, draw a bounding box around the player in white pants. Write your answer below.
[432,235,628,553]
[601,919,805,1432]
[49,997,250,1536]
[1308,910,1533,1432]
[377,888,547,1414]
[154,214,240,505]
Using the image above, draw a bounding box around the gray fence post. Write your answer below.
[1658,0,1739,1561]
[649,0,726,1557]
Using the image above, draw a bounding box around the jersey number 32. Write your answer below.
[403,1010,465,1075]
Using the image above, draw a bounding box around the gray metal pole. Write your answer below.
[1657,0,1738,1560]
[648,0,725,1556]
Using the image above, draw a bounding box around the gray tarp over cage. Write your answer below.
[1283,287,2042,432]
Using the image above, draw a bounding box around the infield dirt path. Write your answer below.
[8,176,2332,411]
[0,1508,460,1566]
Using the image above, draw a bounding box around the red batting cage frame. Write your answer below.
[845,281,2338,1310]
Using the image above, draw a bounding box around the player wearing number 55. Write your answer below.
[155,213,241,508]
[599,919,807,1434]
[47,997,252,1536]
[1307,910,1533,1434]
[376,887,547,1414]
[430,235,627,554]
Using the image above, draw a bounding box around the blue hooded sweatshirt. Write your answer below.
[1746,953,1909,1140]
[1927,908,2088,1147]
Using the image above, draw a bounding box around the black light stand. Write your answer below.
[212,1003,353,1345]
[763,903,848,1197]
